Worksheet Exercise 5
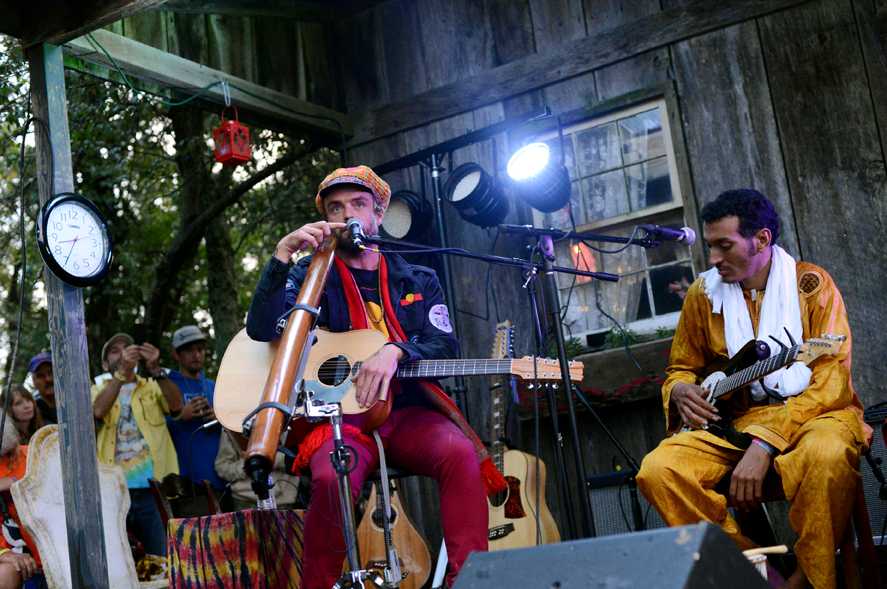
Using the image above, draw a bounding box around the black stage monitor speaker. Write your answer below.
[453,523,769,589]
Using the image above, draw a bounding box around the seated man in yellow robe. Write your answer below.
[637,189,868,589]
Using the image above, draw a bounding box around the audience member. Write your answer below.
[91,333,183,557]
[0,416,43,589]
[26,354,55,425]
[4,387,43,444]
[166,325,225,494]
[214,431,301,511]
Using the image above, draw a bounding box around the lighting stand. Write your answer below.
[422,152,469,419]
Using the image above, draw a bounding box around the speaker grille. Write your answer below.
[862,426,887,540]
[587,481,667,536]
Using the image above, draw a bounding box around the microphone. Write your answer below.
[346,218,366,247]
[638,224,696,245]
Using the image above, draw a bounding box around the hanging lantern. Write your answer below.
[212,106,252,166]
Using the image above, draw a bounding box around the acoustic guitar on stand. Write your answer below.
[214,327,584,433]
[352,480,431,589]
[486,321,561,550]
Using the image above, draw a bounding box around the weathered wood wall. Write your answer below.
[333,0,887,540]
[108,10,341,110]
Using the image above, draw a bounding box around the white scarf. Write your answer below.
[700,245,811,399]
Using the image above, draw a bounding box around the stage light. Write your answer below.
[380,190,431,241]
[506,142,571,213]
[443,163,509,227]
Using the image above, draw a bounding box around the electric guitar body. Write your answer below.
[353,482,431,589]
[486,321,561,551]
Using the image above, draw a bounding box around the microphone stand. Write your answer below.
[533,233,596,538]
[361,232,617,539]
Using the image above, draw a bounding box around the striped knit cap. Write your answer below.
[314,165,391,214]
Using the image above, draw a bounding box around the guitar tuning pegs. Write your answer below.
[782,327,797,346]
[768,334,790,352]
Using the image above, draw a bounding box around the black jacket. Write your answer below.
[246,253,459,364]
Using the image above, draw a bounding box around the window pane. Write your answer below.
[583,170,629,221]
[650,262,695,315]
[575,123,621,176]
[646,239,691,266]
[598,272,651,325]
[546,137,576,179]
[626,156,672,211]
[543,179,583,229]
[619,108,665,165]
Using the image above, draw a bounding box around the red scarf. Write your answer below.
[290,255,506,496]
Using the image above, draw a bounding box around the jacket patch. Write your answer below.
[400,293,424,306]
[799,270,823,296]
[428,304,453,333]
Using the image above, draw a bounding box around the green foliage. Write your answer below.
[0,34,339,384]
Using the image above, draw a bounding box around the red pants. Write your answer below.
[300,406,488,589]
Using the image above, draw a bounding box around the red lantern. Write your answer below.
[212,106,252,166]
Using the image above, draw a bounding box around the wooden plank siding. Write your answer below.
[329,0,887,539]
[758,0,887,404]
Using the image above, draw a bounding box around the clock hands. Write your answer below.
[63,236,80,266]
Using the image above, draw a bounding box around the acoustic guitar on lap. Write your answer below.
[486,321,560,550]
[214,327,584,433]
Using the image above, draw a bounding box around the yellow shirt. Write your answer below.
[662,261,868,452]
[91,377,179,480]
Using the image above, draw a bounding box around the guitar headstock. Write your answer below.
[510,356,584,382]
[491,320,514,361]
[797,334,846,365]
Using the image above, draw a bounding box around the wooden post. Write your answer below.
[26,43,110,589]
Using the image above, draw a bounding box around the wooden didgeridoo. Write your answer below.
[244,234,338,501]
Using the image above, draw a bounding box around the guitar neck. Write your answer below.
[712,344,800,399]
[353,359,517,379]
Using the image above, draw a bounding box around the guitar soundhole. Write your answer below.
[317,355,352,386]
[371,507,397,528]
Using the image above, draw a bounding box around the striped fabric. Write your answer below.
[168,509,304,588]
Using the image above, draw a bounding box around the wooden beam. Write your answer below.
[161,0,332,20]
[18,0,169,47]
[26,43,110,589]
[348,0,814,144]
[64,29,351,141]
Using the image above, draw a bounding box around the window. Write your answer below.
[531,98,695,344]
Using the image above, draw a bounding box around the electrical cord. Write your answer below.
[83,33,349,154]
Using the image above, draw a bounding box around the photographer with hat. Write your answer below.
[91,333,182,556]
[166,325,226,496]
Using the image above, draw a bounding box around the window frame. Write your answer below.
[514,86,702,341]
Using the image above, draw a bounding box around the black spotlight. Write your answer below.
[443,162,509,227]
[380,190,431,241]
[506,142,571,213]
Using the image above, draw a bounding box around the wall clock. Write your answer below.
[36,192,113,287]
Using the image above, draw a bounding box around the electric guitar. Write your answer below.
[352,481,431,589]
[688,334,845,444]
[214,327,584,433]
[487,321,560,550]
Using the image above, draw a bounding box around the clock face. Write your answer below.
[43,201,109,279]
[37,193,113,287]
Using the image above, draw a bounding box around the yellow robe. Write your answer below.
[637,261,869,589]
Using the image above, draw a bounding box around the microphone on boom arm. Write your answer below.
[638,224,696,245]
[346,218,367,248]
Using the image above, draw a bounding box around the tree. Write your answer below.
[0,32,336,388]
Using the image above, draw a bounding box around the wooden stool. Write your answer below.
[719,469,881,589]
